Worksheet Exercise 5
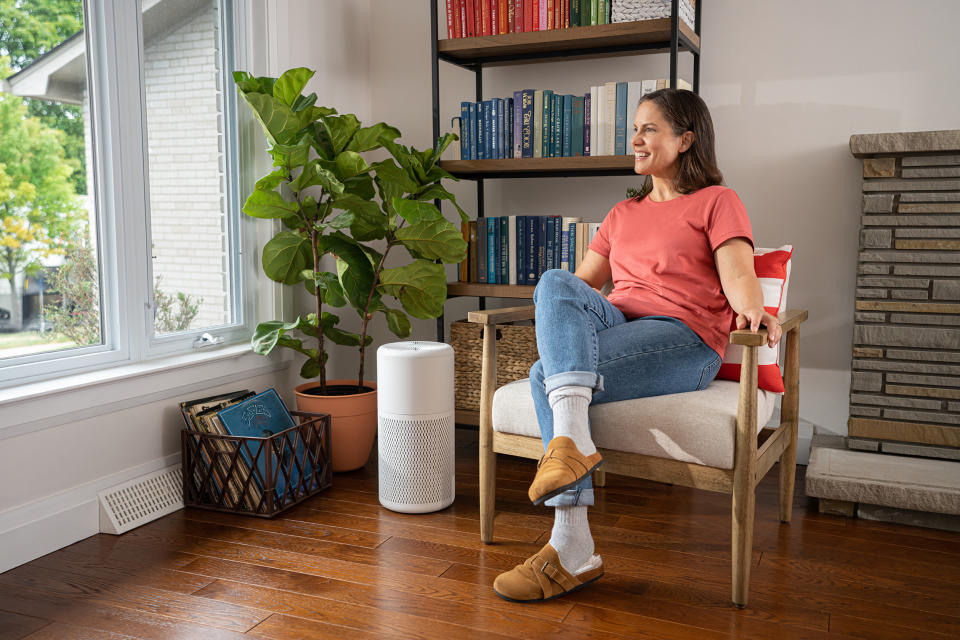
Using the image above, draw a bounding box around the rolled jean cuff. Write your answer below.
[544,487,595,507]
[543,371,604,395]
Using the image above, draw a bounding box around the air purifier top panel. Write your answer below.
[378,341,452,358]
[377,341,454,416]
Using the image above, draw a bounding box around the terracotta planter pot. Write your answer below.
[294,379,377,472]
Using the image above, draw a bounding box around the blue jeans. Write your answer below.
[530,269,722,506]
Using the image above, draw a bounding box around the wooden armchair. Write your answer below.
[468,305,808,608]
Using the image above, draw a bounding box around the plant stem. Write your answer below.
[356,241,393,391]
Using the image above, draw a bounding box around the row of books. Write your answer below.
[453,78,691,161]
[458,215,600,285]
[445,0,615,39]
[180,388,314,511]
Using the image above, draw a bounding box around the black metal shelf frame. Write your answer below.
[430,0,702,341]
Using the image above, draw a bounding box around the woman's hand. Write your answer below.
[736,308,782,348]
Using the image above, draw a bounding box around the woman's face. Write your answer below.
[631,101,692,178]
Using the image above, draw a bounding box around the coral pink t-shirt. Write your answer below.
[588,185,753,357]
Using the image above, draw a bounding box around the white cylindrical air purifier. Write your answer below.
[377,341,455,513]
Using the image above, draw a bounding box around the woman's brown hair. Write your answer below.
[634,88,724,198]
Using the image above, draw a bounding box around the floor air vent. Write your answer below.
[98,464,184,535]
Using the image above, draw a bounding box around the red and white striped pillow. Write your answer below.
[716,245,793,393]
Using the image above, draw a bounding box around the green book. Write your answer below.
[591,0,598,25]
[571,0,580,26]
[541,89,554,158]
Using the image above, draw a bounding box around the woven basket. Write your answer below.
[450,320,540,412]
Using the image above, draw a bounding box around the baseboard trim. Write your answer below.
[0,452,180,573]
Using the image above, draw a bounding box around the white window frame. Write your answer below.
[0,0,267,390]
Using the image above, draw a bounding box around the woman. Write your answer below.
[493,89,782,602]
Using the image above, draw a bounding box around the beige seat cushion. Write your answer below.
[492,379,778,470]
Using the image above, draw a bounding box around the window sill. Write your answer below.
[0,343,290,441]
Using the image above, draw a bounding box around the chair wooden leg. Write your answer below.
[593,468,606,487]
[479,322,498,544]
[731,482,756,608]
[779,328,801,524]
[480,447,496,543]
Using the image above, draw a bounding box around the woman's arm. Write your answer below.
[575,249,613,292]
[714,237,782,348]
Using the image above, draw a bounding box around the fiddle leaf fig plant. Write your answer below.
[236,67,467,394]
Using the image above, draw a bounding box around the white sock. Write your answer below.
[548,385,596,455]
[549,505,594,573]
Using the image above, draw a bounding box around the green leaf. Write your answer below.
[327,211,354,229]
[239,92,312,145]
[346,122,402,152]
[396,218,468,263]
[314,272,347,307]
[300,358,323,379]
[234,72,276,95]
[332,194,386,241]
[318,234,375,310]
[251,318,300,355]
[343,175,376,200]
[414,183,468,223]
[242,189,299,219]
[262,231,311,284]
[324,114,361,155]
[269,136,312,169]
[272,68,314,106]
[383,308,411,338]
[255,169,287,192]
[320,312,367,347]
[335,151,368,179]
[379,260,447,319]
[428,133,458,171]
[372,159,418,214]
[392,197,442,225]
[291,160,345,195]
[291,92,318,112]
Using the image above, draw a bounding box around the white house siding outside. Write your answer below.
[81,0,229,334]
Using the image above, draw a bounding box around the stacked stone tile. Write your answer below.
[848,131,960,454]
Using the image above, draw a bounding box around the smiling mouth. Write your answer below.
[634,152,650,160]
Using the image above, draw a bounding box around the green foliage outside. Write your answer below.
[43,235,98,345]
[236,67,468,392]
[153,275,202,334]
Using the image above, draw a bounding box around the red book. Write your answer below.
[500,0,509,34]
[561,0,567,28]
[532,0,539,30]
[446,0,455,38]
[471,0,481,36]
[482,0,492,36]
[514,0,522,32]
[547,0,554,29]
[491,0,498,34]
[460,0,468,37]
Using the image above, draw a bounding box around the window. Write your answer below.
[0,0,256,388]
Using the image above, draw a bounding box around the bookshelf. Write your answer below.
[431,0,703,345]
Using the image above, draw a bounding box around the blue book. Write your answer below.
[468,102,478,160]
[505,97,513,160]
[477,101,486,160]
[516,215,526,285]
[615,81,628,155]
[552,216,562,269]
[562,94,573,157]
[525,216,538,284]
[477,216,487,282]
[487,99,497,160]
[571,96,585,157]
[512,93,522,158]
[541,90,553,158]
[487,216,497,284]
[499,216,510,284]
[520,89,535,158]
[568,222,577,272]
[497,98,505,159]
[584,92,591,156]
[458,102,469,160]
[216,388,301,498]
[552,93,563,158]
[544,217,555,273]
[537,216,547,279]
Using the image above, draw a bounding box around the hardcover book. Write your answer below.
[487,216,498,284]
[477,216,487,282]
[508,215,518,285]
[515,215,526,285]
[615,81,627,155]
[562,94,573,157]
[542,89,554,158]
[513,91,523,158]
[521,89,535,158]
[571,95,585,157]
[533,90,544,158]
[499,216,510,284]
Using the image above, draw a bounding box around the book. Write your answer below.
[604,81,617,156]
[544,216,555,273]
[499,216,509,284]
[468,220,478,281]
[536,216,547,279]
[524,0,533,31]
[489,99,499,159]
[525,215,537,283]
[460,0,468,37]
[571,95,584,157]
[482,0,492,35]
[477,100,486,159]
[507,215,518,285]
[615,81,627,155]
[562,94,573,157]
[520,89,534,158]
[180,389,252,506]
[533,90,543,158]
[571,0,580,27]
[515,215,526,285]
[458,102,469,160]
[551,92,562,157]
[487,216,497,284]
[217,388,302,501]
[460,221,469,281]
[506,97,513,158]
[595,84,605,155]
[539,0,547,30]
[547,0,554,30]
[567,221,577,272]
[541,89,553,158]
[193,391,260,509]
[477,216,487,282]
[641,78,657,98]
[590,0,598,25]
[491,0,498,34]
[576,222,587,269]
[583,91,591,156]
[626,81,643,125]
[446,0,456,38]
[513,91,523,158]
[560,216,581,271]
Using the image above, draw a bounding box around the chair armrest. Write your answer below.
[467,305,536,325]
[729,309,808,346]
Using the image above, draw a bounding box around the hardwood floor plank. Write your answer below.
[247,613,404,640]
[827,612,958,639]
[21,622,139,639]
[0,564,268,633]
[0,609,50,639]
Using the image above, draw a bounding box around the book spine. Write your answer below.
[482,0,492,35]
[571,0,580,26]
[469,102,478,160]
[641,78,657,98]
[562,94,572,157]
[499,217,509,284]
[588,222,600,245]
[507,215,517,285]
[460,221,470,281]
[514,0,522,32]
[543,217,554,274]
[542,89,553,158]
[615,81,627,155]
[595,84,604,155]
[520,90,534,158]
[547,0,554,29]
[490,216,500,284]
[533,90,543,158]
[512,92,522,158]
[560,221,569,272]
[477,217,487,282]
[584,92,591,156]
[500,0,509,33]
[626,81,643,128]
[532,0,539,30]
[524,0,533,31]
[526,216,537,283]
[552,216,562,269]
[492,98,500,159]
[485,99,494,159]
[598,0,606,24]
[552,93,562,157]
[446,0,455,38]
[590,0,598,25]
[581,0,589,25]
[491,0,498,35]
[571,95,584,157]
[576,222,586,270]
[537,216,547,279]
[506,97,513,158]
[515,215,525,285]
[460,0,469,37]
[460,102,469,159]
[539,0,547,30]
[604,81,617,156]
[469,221,478,281]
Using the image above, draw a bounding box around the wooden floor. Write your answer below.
[2,429,959,640]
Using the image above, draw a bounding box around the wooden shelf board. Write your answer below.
[440,155,636,178]
[438,20,700,66]
[447,282,536,298]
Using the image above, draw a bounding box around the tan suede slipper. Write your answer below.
[528,436,603,505]
[493,543,604,602]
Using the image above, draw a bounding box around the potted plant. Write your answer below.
[234,67,467,471]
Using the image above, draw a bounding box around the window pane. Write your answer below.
[144,0,236,337]
[0,0,103,360]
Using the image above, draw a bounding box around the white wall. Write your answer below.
[351,0,960,437]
